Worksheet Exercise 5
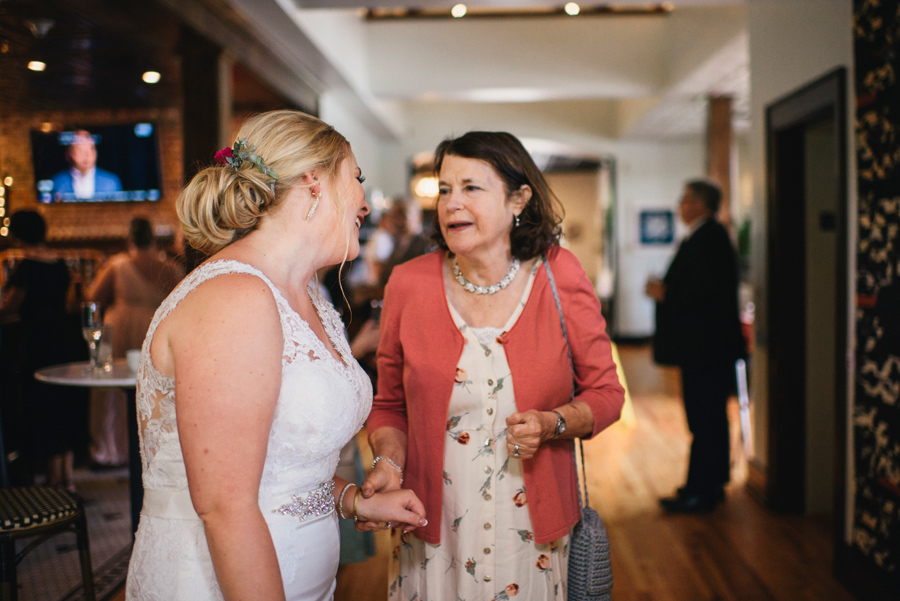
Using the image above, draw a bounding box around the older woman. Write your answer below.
[363,131,625,600]
[125,110,426,601]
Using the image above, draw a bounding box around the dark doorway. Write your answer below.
[763,68,848,521]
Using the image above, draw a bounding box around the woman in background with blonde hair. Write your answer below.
[88,217,184,468]
[125,110,426,601]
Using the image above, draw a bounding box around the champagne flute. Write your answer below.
[81,302,103,373]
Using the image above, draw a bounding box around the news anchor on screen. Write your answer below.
[50,130,122,201]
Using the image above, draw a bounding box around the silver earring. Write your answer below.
[306,192,321,221]
[514,214,520,228]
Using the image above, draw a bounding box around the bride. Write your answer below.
[126,110,426,600]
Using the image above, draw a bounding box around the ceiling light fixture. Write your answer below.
[27,60,46,72]
[142,71,161,84]
[366,3,671,20]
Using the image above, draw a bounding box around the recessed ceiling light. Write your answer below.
[27,61,46,72]
[451,4,467,18]
[142,71,161,84]
[565,3,580,16]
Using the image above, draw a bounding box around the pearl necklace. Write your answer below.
[452,256,521,295]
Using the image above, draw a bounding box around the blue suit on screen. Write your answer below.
[51,169,122,196]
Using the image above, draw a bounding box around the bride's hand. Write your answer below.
[356,489,426,534]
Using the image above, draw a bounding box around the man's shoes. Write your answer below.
[659,491,718,514]
[676,485,726,503]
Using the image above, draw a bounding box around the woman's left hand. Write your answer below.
[505,410,553,460]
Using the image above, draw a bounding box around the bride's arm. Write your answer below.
[333,475,426,533]
[170,274,285,601]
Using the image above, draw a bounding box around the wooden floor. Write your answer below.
[113,344,858,601]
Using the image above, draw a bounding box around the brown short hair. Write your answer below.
[432,131,563,261]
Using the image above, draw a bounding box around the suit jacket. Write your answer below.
[653,219,746,367]
[368,247,625,544]
[51,168,122,195]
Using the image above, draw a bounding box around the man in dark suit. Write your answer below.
[646,179,746,513]
[50,130,122,201]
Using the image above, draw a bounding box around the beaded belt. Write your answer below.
[142,482,335,523]
[272,481,335,522]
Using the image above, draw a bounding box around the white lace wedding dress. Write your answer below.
[125,260,372,601]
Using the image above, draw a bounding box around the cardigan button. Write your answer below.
[483,466,492,474]
[483,522,492,530]
[488,379,493,386]
[484,494,492,501]
[484,547,491,555]
[486,408,494,415]
[484,574,492,582]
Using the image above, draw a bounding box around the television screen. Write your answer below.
[30,123,162,203]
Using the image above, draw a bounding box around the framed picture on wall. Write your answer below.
[639,209,675,245]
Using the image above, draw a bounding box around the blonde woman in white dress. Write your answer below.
[125,110,426,601]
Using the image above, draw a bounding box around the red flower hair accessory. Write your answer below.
[214,147,233,166]
[213,139,278,186]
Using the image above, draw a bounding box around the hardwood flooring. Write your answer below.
[112,344,857,601]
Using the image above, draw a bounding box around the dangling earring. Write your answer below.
[514,214,521,228]
[306,191,321,221]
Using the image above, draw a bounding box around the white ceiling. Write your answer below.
[214,0,750,140]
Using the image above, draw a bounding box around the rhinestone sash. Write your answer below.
[272,481,335,522]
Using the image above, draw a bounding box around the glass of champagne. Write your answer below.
[81,302,103,373]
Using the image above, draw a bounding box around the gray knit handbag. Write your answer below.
[543,255,614,601]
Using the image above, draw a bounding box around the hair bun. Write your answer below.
[177,166,275,255]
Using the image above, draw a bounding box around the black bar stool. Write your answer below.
[0,411,95,601]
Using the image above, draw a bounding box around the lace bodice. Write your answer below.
[134,259,373,504]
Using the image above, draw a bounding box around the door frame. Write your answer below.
[763,67,848,518]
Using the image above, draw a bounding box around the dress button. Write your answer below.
[484,438,492,447]
[486,408,494,415]
[483,522,492,530]
[483,466,492,474]
[484,350,490,357]
[484,575,492,582]
[488,379,494,386]
[484,547,491,555]
[484,494,492,501]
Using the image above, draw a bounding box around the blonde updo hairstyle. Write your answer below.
[177,110,350,255]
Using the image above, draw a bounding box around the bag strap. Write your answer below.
[542,254,590,509]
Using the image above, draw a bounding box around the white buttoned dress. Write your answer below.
[388,260,568,601]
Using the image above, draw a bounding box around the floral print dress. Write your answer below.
[388,259,568,601]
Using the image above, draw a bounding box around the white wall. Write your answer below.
[745,0,855,507]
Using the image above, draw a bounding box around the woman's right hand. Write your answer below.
[356,488,426,534]
[355,462,405,531]
[360,460,403,497]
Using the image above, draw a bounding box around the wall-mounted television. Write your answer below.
[30,122,162,203]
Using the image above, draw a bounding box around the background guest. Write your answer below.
[87,217,184,467]
[0,210,84,491]
[645,179,746,513]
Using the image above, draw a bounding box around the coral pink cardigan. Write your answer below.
[368,247,624,544]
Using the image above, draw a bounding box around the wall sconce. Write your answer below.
[409,156,438,210]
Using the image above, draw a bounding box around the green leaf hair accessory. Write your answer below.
[214,139,278,186]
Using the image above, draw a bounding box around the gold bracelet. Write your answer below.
[352,488,361,523]
[337,482,355,520]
